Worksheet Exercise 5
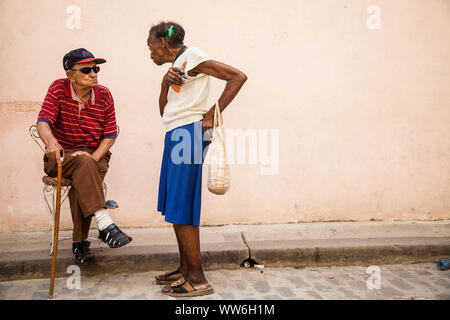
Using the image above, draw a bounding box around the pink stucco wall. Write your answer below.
[0,0,449,231]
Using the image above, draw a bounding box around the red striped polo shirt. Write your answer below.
[37,78,118,149]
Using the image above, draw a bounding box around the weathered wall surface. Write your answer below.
[0,0,449,231]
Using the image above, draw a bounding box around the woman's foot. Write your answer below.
[161,276,213,297]
[155,268,183,285]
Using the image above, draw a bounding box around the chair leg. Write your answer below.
[98,238,104,252]
[102,181,107,199]
[43,184,56,256]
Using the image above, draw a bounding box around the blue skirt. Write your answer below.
[157,121,211,226]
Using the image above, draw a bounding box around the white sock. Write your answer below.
[94,208,114,231]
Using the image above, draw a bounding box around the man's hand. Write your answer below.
[71,151,98,162]
[162,67,185,88]
[45,143,64,166]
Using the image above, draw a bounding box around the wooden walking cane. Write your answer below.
[49,149,64,299]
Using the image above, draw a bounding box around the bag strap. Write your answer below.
[213,101,223,130]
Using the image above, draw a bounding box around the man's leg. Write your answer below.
[69,152,131,248]
[44,150,95,263]
[44,149,87,242]
[68,187,94,263]
[68,186,93,242]
[162,224,210,292]
[45,149,131,254]
[70,154,105,217]
[64,149,108,242]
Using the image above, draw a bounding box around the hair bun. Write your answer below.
[149,21,185,47]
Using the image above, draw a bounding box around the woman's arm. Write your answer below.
[159,67,185,117]
[188,60,247,132]
[159,83,170,117]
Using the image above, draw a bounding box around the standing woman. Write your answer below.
[147,21,247,297]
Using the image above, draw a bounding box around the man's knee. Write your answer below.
[72,154,101,178]
[75,154,97,167]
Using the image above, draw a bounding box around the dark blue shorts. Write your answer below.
[157,121,211,226]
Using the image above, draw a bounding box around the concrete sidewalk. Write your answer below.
[1,221,449,281]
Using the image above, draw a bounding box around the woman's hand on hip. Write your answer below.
[202,111,214,134]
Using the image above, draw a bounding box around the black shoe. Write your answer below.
[98,224,132,248]
[72,240,94,264]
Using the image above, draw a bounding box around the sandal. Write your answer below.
[155,269,183,285]
[162,276,214,297]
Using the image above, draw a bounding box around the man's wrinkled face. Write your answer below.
[67,61,98,88]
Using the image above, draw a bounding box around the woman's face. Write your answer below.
[147,33,167,66]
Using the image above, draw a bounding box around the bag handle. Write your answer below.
[213,101,223,129]
[210,101,225,143]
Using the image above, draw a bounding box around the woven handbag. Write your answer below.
[207,102,230,195]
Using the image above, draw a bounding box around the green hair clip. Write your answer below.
[168,25,174,38]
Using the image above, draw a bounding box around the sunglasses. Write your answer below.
[71,66,100,74]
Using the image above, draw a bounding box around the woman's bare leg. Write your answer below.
[161,224,209,292]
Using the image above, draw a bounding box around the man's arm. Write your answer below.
[41,121,116,163]
[87,90,117,161]
[91,138,116,162]
[37,121,59,148]
[37,81,64,163]
[37,121,63,165]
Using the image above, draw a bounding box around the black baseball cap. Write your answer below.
[63,48,106,71]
